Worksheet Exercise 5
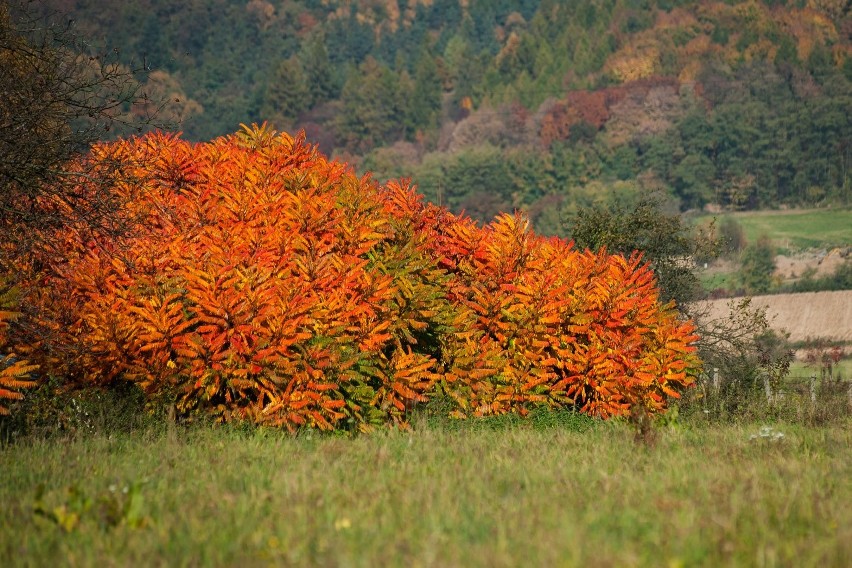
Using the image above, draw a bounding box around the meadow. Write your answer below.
[2,405,851,567]
[698,207,852,251]
[695,207,851,297]
[789,358,851,380]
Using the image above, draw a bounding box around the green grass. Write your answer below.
[698,269,738,292]
[699,207,852,250]
[3,412,851,567]
[788,358,852,380]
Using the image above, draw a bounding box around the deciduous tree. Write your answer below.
[1,1,163,252]
[739,235,776,295]
[565,193,714,306]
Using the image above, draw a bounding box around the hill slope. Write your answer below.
[37,0,852,228]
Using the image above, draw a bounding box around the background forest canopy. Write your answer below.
[41,0,851,232]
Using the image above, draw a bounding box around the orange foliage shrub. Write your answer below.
[0,283,37,415]
[426,214,699,418]
[23,125,699,430]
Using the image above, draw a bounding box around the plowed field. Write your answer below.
[695,290,852,343]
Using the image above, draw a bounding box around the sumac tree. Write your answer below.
[20,124,700,431]
[0,282,37,415]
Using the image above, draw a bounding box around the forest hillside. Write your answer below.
[43,0,851,231]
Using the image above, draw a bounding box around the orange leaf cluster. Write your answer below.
[24,124,700,430]
[0,284,37,415]
[539,90,613,147]
[539,78,680,148]
[426,213,699,418]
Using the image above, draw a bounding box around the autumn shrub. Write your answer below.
[19,124,700,431]
[0,280,37,416]
[425,212,700,419]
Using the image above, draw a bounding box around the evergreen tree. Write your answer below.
[263,56,311,129]
[405,50,442,136]
[326,7,374,64]
[338,57,404,152]
[425,0,463,29]
[442,33,470,90]
[301,35,338,104]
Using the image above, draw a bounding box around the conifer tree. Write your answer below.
[302,35,338,104]
[406,51,442,136]
[263,56,311,129]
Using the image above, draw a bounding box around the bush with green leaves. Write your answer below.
[739,236,776,295]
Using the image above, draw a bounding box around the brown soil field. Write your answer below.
[694,290,852,344]
[773,247,849,281]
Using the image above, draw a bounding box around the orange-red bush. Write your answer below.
[22,124,699,430]
[0,282,37,415]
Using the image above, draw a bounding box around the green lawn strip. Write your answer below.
[2,418,851,567]
[788,359,852,381]
[695,208,852,251]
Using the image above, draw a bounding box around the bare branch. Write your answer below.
[1,0,173,259]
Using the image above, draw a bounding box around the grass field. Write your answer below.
[2,410,851,567]
[789,358,852,380]
[697,207,852,251]
[693,207,851,297]
[698,269,738,292]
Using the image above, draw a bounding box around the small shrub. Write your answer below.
[33,481,149,533]
[783,261,852,293]
[718,217,746,256]
[738,235,776,294]
[1,379,149,442]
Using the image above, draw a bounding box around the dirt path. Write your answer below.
[694,290,852,343]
